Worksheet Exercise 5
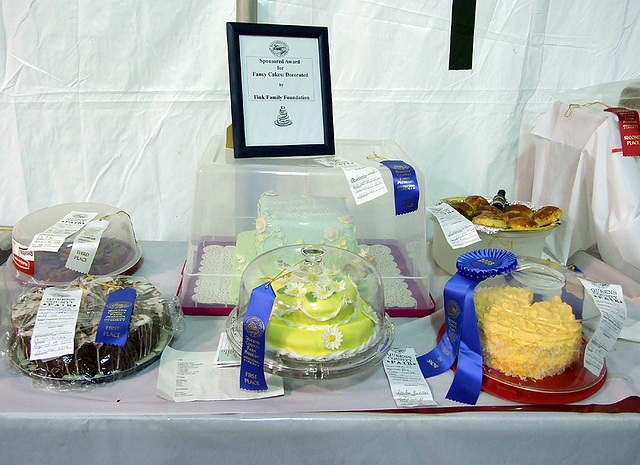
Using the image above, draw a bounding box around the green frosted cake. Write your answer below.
[235,192,359,268]
[255,192,359,254]
[231,192,362,300]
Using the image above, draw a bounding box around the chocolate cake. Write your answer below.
[31,237,139,284]
[10,276,171,382]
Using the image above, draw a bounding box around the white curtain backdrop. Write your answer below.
[1,0,639,241]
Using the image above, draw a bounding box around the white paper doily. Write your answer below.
[192,245,235,305]
[192,243,417,308]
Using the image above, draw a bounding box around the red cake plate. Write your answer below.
[437,324,607,405]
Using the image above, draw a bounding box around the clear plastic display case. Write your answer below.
[178,138,434,317]
[11,202,142,286]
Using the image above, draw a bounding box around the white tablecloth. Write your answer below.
[0,241,639,464]
[516,101,640,282]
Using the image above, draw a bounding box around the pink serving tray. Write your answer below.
[176,240,435,317]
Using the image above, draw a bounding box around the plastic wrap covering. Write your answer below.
[5,275,182,386]
[0,228,11,266]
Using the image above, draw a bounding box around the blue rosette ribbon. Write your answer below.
[416,249,517,404]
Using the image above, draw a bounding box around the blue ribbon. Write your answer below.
[380,160,420,215]
[416,249,517,404]
[95,287,136,346]
[240,282,276,391]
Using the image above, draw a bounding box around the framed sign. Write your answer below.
[227,22,335,158]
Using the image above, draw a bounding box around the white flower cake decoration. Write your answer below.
[322,327,344,351]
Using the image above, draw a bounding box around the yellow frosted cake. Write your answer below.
[474,286,582,379]
[265,262,378,360]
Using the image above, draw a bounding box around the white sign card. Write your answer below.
[240,36,323,147]
[227,22,335,158]
[28,211,98,252]
[427,202,481,248]
[314,157,388,205]
[156,346,284,402]
[383,348,436,407]
[579,279,627,376]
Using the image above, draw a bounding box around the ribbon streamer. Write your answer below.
[380,160,420,215]
[95,287,136,346]
[604,107,640,157]
[417,249,517,404]
[240,283,276,391]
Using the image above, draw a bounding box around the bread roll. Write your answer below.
[532,206,562,227]
[504,204,534,218]
[464,195,489,209]
[448,201,474,219]
[502,210,527,221]
[473,213,507,229]
[474,205,503,217]
[507,217,538,230]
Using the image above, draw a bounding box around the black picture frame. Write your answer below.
[227,22,335,158]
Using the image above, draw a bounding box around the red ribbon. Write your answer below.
[605,107,640,157]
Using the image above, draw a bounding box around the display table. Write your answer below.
[516,101,640,282]
[0,241,639,464]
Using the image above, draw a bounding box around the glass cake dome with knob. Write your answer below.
[466,255,607,404]
[226,244,394,379]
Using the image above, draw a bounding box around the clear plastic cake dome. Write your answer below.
[469,256,606,404]
[11,202,142,286]
[226,244,394,379]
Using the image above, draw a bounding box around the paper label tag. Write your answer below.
[156,346,284,402]
[427,202,481,248]
[12,239,35,275]
[28,211,98,252]
[579,278,627,376]
[65,219,109,273]
[605,107,640,157]
[213,332,241,366]
[383,348,436,407]
[314,157,388,205]
[29,288,83,360]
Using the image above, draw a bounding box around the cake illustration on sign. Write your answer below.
[275,106,292,126]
